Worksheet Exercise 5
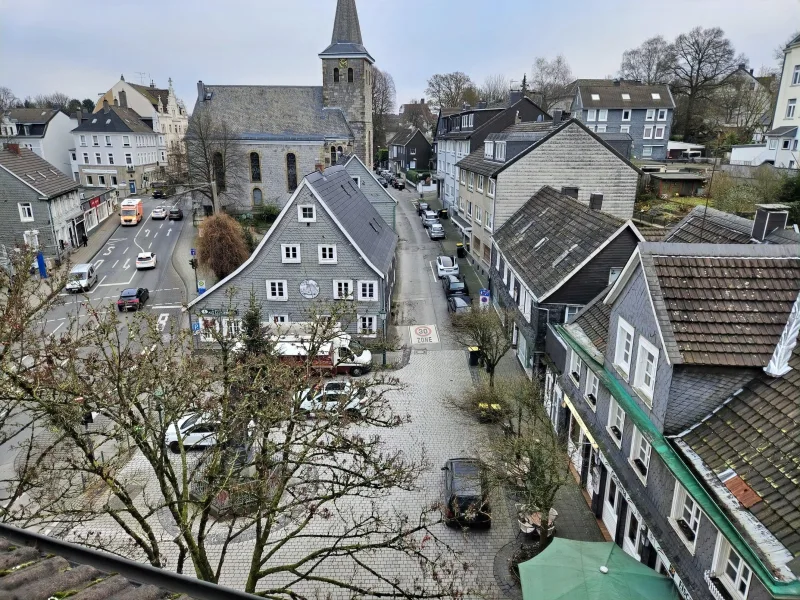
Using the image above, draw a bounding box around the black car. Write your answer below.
[447,296,472,315]
[393,179,406,190]
[417,201,429,216]
[152,190,164,199]
[442,274,469,298]
[378,177,388,188]
[442,458,491,527]
[117,287,149,311]
[168,207,184,220]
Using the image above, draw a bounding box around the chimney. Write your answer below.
[738,63,746,72]
[477,100,488,109]
[150,80,155,88]
[421,98,425,104]
[751,204,790,241]
[552,109,563,125]
[589,193,604,211]
[118,90,127,108]
[315,160,325,173]
[749,68,754,75]
[515,110,521,124]
[197,80,206,102]
[508,89,523,105]
[103,99,110,113]
[613,79,621,86]
[3,143,21,155]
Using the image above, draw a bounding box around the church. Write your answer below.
[192,0,375,213]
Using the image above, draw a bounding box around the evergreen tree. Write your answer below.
[241,289,268,356]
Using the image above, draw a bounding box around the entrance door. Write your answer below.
[602,477,620,534]
[623,509,643,560]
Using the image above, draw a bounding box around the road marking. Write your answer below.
[148,242,152,250]
[166,228,172,237]
[99,272,136,287]
[122,258,131,270]
[102,245,115,256]
[89,276,107,292]
[160,223,164,229]
[153,232,158,239]
[93,259,104,269]
[157,313,170,331]
[429,261,437,282]
[123,247,130,254]
[49,322,65,337]
[410,325,439,345]
[144,229,151,238]
[151,305,183,310]
[112,260,119,268]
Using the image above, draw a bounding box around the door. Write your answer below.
[603,477,620,535]
[623,509,643,560]
[186,423,217,447]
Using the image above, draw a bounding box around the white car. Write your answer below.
[135,252,157,270]
[151,206,167,220]
[165,413,218,453]
[436,255,459,278]
[295,381,364,416]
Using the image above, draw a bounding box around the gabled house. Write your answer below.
[715,63,776,141]
[187,165,397,344]
[388,128,432,174]
[341,153,397,229]
[0,109,78,176]
[571,81,675,161]
[455,115,641,274]
[545,242,800,600]
[491,186,643,377]
[665,204,800,245]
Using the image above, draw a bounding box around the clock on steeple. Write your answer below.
[339,58,348,69]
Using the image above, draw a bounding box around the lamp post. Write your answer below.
[378,309,387,366]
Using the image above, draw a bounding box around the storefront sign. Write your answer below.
[199,308,238,317]
[89,197,101,208]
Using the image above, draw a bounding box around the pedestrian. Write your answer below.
[81,234,88,248]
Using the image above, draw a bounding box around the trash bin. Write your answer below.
[456,242,465,258]
[439,208,448,220]
[468,346,481,366]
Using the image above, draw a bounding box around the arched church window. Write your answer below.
[287,153,298,192]
[252,188,262,205]
[337,145,343,158]
[331,146,337,165]
[212,152,226,191]
[348,68,354,83]
[250,152,261,182]
[333,68,340,83]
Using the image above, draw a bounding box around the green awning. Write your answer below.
[519,539,679,600]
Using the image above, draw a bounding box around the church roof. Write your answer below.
[319,0,374,63]
[195,86,353,142]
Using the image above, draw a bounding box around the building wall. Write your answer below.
[457,173,494,270]
[39,112,79,175]
[344,157,396,230]
[495,122,639,225]
[322,58,373,164]
[575,108,672,161]
[0,169,58,259]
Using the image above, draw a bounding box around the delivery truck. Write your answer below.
[120,198,143,226]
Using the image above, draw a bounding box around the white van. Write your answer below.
[65,263,98,292]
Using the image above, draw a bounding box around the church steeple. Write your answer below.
[319,0,374,64]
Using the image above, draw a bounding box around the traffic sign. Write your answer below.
[197,280,206,294]
[479,288,490,309]
[191,321,201,333]
[190,248,196,256]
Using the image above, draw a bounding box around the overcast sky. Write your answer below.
[1,0,798,113]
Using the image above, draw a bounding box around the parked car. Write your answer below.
[442,458,491,527]
[294,380,365,417]
[165,413,217,453]
[152,190,164,199]
[447,296,472,315]
[393,179,405,190]
[417,201,429,216]
[151,206,167,220]
[168,207,184,220]
[421,210,439,228]
[436,255,459,278]
[135,252,157,270]
[378,177,388,188]
[442,274,469,298]
[117,287,149,311]
[429,223,445,240]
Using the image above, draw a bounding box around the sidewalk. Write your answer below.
[62,215,120,269]
[170,212,201,301]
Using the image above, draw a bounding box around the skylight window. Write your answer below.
[651,93,661,100]
[534,237,549,250]
[591,94,600,101]
[106,119,111,124]
[91,118,97,123]
[552,244,579,267]
[621,93,631,101]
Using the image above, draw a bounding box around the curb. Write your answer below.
[170,220,196,301]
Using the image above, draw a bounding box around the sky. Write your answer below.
[1,0,798,114]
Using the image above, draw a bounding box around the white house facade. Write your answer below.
[0,109,78,176]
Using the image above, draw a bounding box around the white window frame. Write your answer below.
[654,126,665,139]
[670,483,702,553]
[298,205,316,223]
[358,314,377,335]
[79,135,87,146]
[271,314,289,324]
[496,142,506,160]
[621,109,631,121]
[621,94,631,101]
[609,267,623,284]
[645,109,655,121]
[281,244,300,264]
[793,65,800,85]
[105,135,112,146]
[125,153,132,165]
[607,397,625,448]
[92,135,99,146]
[352,176,361,187]
[222,318,243,339]
[460,168,466,185]
[633,337,658,406]
[199,317,220,343]
[18,202,34,222]
[488,179,496,198]
[122,135,130,147]
[468,171,474,190]
[266,280,288,301]
[485,210,493,231]
[318,244,337,264]
[587,109,597,121]
[596,125,607,133]
[787,99,796,119]
[358,280,378,301]
[333,279,354,300]
[584,370,599,411]
[564,305,580,323]
[591,93,600,101]
[769,138,778,150]
[713,535,753,600]
[643,126,654,139]
[651,93,661,100]
[598,109,608,121]
[614,318,634,377]
[620,125,631,134]
[642,146,654,158]
[568,350,583,386]
[657,109,668,121]
[484,142,494,159]
[629,427,652,484]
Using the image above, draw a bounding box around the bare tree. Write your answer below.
[0,87,18,112]
[479,74,509,105]
[710,67,777,141]
[672,27,742,141]
[452,307,513,387]
[197,213,251,279]
[530,55,573,112]
[774,30,800,64]
[619,36,676,84]
[31,92,72,111]
[372,69,396,152]
[425,72,476,109]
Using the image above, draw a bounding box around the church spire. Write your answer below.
[330,0,362,45]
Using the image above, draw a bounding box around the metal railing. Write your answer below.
[704,570,731,600]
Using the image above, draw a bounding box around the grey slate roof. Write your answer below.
[306,165,397,275]
[194,87,352,142]
[130,83,170,111]
[765,125,798,137]
[0,147,78,198]
[570,286,614,354]
[4,108,59,124]
[665,206,800,245]
[578,82,674,109]
[494,186,628,299]
[388,128,415,146]
[72,105,155,134]
[319,0,374,62]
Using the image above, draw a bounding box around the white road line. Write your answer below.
[112,260,119,269]
[122,258,131,270]
[160,223,164,229]
[98,272,135,287]
[153,232,158,239]
[429,261,437,282]
[89,276,107,292]
[49,322,65,337]
[93,259,104,269]
[166,228,172,237]
[151,305,183,310]
[148,242,152,249]
[144,229,151,238]
[123,247,130,254]
[157,313,170,331]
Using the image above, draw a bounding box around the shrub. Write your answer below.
[254,203,281,225]
[197,213,251,279]
[405,170,419,183]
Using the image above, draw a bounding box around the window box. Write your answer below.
[609,425,622,441]
[677,519,697,543]
[632,458,648,477]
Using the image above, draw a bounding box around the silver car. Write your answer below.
[429,223,445,240]
[421,210,439,228]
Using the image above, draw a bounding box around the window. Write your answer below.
[794,140,799,151]
[286,153,298,192]
[713,538,753,600]
[318,245,337,264]
[598,109,608,121]
[621,93,631,101]
[298,205,316,222]
[79,135,87,146]
[122,135,130,147]
[358,280,377,301]
[250,152,261,182]
[92,135,99,146]
[252,188,262,205]
[271,314,288,324]
[587,109,596,121]
[333,67,340,83]
[622,109,631,121]
[643,126,654,139]
[584,370,599,409]
[333,279,353,300]
[111,176,118,186]
[475,206,482,223]
[642,146,654,158]
[671,483,702,550]
[569,350,583,385]
[477,175,484,192]
[620,125,630,134]
[347,68,354,83]
[86,175,93,185]
[633,337,658,404]
[485,211,493,230]
[657,109,668,121]
[83,152,89,164]
[488,179,495,197]
[654,126,665,139]
[629,427,652,483]
[596,125,607,133]
[359,315,377,335]
[485,142,494,158]
[468,172,474,190]
[769,138,778,150]
[615,318,634,376]
[609,267,623,284]
[104,135,112,146]
[651,93,661,100]
[281,244,300,263]
[467,201,472,216]
[125,153,132,165]
[107,153,114,165]
[267,280,287,301]
[607,397,625,446]
[496,142,506,160]
[98,175,105,186]
[783,139,791,150]
[95,153,102,164]
[71,152,76,161]
[18,202,34,222]
[787,99,796,119]
[565,306,580,323]
[645,109,655,121]
[212,152,225,190]
[223,318,242,339]
[460,168,466,185]
[591,93,600,101]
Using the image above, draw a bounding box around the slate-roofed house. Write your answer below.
[543,242,800,600]
[571,80,675,160]
[341,153,396,229]
[0,144,82,267]
[455,115,641,275]
[188,165,397,344]
[388,128,432,174]
[0,108,78,176]
[191,0,376,213]
[491,186,642,377]
[665,204,800,245]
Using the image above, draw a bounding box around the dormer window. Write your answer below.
[484,142,494,159]
[495,142,506,161]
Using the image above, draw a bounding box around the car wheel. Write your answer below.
[118,306,124,312]
[169,441,180,454]
[350,367,363,377]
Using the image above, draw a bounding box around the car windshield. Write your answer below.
[137,253,151,260]
[180,413,201,431]
[440,257,453,267]
[121,289,137,297]
[69,272,86,281]
[170,208,180,213]
[449,281,465,290]
[121,209,136,216]
[452,461,482,496]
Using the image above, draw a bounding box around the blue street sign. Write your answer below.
[191,321,201,333]
[36,252,48,279]
[190,248,196,256]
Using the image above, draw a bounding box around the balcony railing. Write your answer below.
[704,570,733,600]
